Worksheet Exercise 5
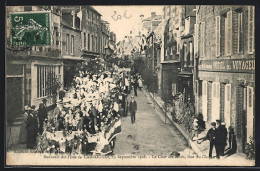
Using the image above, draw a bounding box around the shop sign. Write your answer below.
[198,59,255,73]
[10,12,51,47]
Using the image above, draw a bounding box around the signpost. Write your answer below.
[10,12,51,47]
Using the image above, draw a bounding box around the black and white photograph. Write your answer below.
[5,4,255,166]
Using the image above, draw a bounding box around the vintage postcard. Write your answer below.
[5,5,255,166]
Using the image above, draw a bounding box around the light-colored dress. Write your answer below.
[20,112,28,143]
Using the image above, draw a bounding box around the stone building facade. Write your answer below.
[179,6,196,103]
[6,6,64,116]
[6,5,113,126]
[195,5,255,153]
[160,5,185,101]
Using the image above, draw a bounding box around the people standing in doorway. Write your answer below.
[225,126,237,157]
[220,122,228,156]
[38,98,48,135]
[215,120,227,158]
[206,122,217,159]
[129,96,137,124]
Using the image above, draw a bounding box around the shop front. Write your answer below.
[197,58,255,153]
[178,71,193,103]
[161,62,180,102]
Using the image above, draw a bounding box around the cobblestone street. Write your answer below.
[114,89,194,156]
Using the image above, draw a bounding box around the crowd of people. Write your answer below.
[20,64,237,158]
[21,68,143,153]
[168,91,237,159]
[204,120,237,159]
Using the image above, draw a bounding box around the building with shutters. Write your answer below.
[178,6,196,103]
[61,6,84,88]
[6,6,64,123]
[6,5,112,126]
[160,5,185,101]
[100,20,110,58]
[195,5,255,153]
[145,12,162,72]
[80,6,102,59]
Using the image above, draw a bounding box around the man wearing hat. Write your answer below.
[129,96,137,124]
[206,122,217,158]
[216,120,227,157]
[38,98,48,135]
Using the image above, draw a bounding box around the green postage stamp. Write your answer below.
[10,12,51,47]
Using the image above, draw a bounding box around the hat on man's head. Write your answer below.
[211,122,216,126]
[216,119,221,124]
[42,98,47,102]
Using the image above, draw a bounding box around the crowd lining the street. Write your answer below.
[20,67,144,154]
[19,65,237,158]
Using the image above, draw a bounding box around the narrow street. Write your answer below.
[114,88,193,155]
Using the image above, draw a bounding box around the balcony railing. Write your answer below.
[30,47,61,57]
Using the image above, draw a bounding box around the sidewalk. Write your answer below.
[145,89,247,160]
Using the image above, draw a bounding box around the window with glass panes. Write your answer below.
[216,16,221,57]
[84,32,86,49]
[37,65,58,98]
[66,34,69,54]
[71,35,74,55]
[88,34,90,50]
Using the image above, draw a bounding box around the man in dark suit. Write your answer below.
[206,122,217,159]
[216,120,228,157]
[129,96,137,124]
[38,98,48,135]
[215,119,225,159]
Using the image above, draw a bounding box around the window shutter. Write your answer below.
[225,17,228,55]
[190,41,193,66]
[194,24,198,57]
[200,22,205,57]
[253,7,255,52]
[227,11,232,55]
[248,6,255,54]
[81,32,84,50]
[216,16,220,57]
